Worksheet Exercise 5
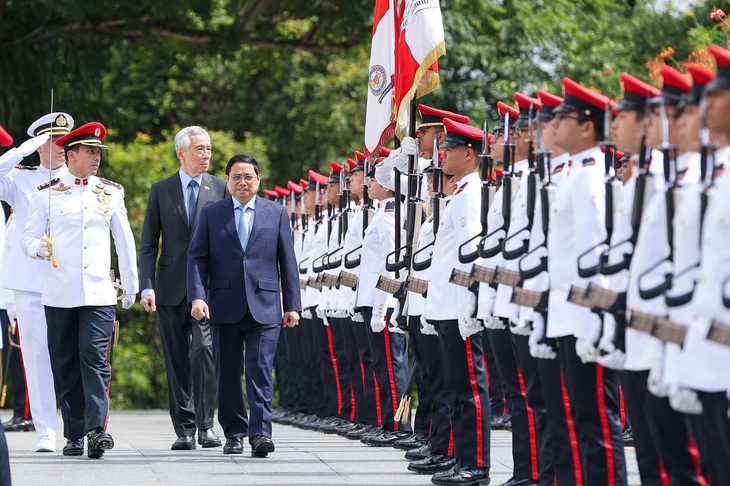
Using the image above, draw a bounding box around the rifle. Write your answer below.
[411,134,441,272]
[503,106,536,261]
[404,276,429,297]
[510,287,549,313]
[337,271,358,290]
[707,319,730,347]
[637,103,678,300]
[344,158,375,269]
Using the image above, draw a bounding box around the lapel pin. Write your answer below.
[204,186,210,190]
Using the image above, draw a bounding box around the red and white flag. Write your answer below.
[394,0,446,138]
[364,0,396,160]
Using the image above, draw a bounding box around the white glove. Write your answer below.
[370,314,386,333]
[647,365,669,398]
[121,293,136,310]
[669,387,703,415]
[529,314,557,360]
[389,301,401,328]
[458,316,483,341]
[17,134,50,158]
[351,311,364,323]
[388,320,406,334]
[396,136,418,157]
[5,301,16,323]
[315,307,326,319]
[597,336,626,370]
[460,292,477,321]
[322,314,330,327]
[36,238,51,260]
[509,317,532,336]
[420,314,438,335]
[333,309,348,318]
[483,315,506,330]
[575,337,599,364]
[301,308,313,319]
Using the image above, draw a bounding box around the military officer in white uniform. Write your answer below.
[21,122,137,459]
[0,112,73,453]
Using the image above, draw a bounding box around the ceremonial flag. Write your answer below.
[364,0,396,160]
[394,0,446,138]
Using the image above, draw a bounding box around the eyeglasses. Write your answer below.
[229,174,258,183]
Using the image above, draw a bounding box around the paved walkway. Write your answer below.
[5,410,640,485]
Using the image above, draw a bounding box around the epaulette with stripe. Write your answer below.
[713,163,726,179]
[384,200,395,212]
[676,167,688,180]
[454,181,469,195]
[99,178,122,190]
[582,157,596,167]
[37,178,60,191]
[15,165,37,170]
[552,162,566,174]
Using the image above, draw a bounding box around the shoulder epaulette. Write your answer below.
[100,178,122,190]
[676,167,689,180]
[15,164,37,170]
[552,163,566,174]
[582,157,596,167]
[454,181,469,195]
[384,200,395,212]
[37,178,60,191]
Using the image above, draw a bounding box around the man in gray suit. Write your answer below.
[139,126,227,450]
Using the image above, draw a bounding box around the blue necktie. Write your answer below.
[238,205,251,251]
[187,180,198,227]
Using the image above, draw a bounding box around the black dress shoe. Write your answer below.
[198,428,222,448]
[335,421,360,436]
[364,429,412,447]
[346,424,376,440]
[171,435,196,450]
[249,435,275,457]
[394,433,428,450]
[407,454,457,474]
[431,465,491,485]
[405,442,431,461]
[223,437,244,454]
[86,429,114,459]
[497,477,536,486]
[3,417,34,432]
[62,439,84,457]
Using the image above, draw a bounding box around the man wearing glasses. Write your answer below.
[139,126,226,451]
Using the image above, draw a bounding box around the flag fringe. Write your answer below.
[394,40,446,140]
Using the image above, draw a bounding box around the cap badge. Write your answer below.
[93,128,101,137]
[55,115,67,127]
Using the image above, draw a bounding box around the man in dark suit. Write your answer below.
[139,126,226,450]
[188,154,301,456]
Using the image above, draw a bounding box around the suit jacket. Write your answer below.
[139,172,227,306]
[187,196,302,325]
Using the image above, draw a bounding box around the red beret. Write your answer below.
[55,121,108,150]
[308,170,329,185]
[287,180,303,194]
[417,104,470,129]
[354,150,366,162]
[537,90,564,108]
[441,118,484,149]
[274,186,291,197]
[263,189,277,198]
[555,78,610,119]
[346,158,358,170]
[514,92,542,110]
[497,102,520,119]
[616,72,661,111]
[299,178,309,188]
[648,65,691,106]
[379,146,392,157]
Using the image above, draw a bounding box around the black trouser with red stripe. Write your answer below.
[362,307,411,432]
[411,316,452,455]
[558,335,626,486]
[511,334,546,484]
[409,317,434,437]
[687,391,730,485]
[350,317,379,426]
[1,311,31,421]
[437,320,490,470]
[310,311,340,417]
[535,353,582,486]
[329,316,358,422]
[622,370,706,486]
[487,326,534,479]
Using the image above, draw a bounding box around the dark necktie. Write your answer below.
[187,180,198,227]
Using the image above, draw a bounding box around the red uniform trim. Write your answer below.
[465,336,484,468]
[518,369,539,480]
[326,326,343,415]
[688,434,709,486]
[383,328,400,431]
[374,371,382,426]
[595,364,616,486]
[561,369,584,485]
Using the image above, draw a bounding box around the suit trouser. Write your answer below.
[511,334,546,483]
[310,311,340,417]
[409,317,434,437]
[362,307,411,432]
[436,320,490,469]
[329,316,357,421]
[211,311,280,439]
[558,335,626,486]
[621,369,706,486]
[295,315,320,414]
[157,302,216,437]
[0,427,9,486]
[45,305,114,440]
[350,318,378,426]
[14,291,57,438]
[686,391,730,485]
[412,315,451,455]
[1,310,31,420]
[486,326,534,479]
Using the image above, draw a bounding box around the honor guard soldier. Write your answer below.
[547,78,627,485]
[670,44,730,483]
[0,112,74,453]
[424,118,491,485]
[357,158,412,447]
[21,122,138,459]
